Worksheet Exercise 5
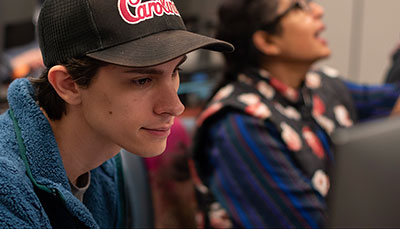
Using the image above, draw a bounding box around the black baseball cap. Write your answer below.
[38,0,234,67]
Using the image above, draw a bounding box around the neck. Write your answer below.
[261,58,313,89]
[44,109,121,185]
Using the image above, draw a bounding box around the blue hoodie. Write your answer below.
[0,78,124,228]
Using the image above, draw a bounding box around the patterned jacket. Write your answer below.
[193,66,399,228]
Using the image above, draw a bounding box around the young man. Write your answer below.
[0,0,233,227]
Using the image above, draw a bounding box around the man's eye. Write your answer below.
[132,78,152,85]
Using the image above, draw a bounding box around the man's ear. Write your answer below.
[252,30,281,56]
[48,65,81,105]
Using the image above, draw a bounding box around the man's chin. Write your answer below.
[141,150,165,158]
[128,145,167,158]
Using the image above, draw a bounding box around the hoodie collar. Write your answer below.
[7,78,70,190]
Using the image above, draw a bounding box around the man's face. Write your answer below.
[77,56,186,157]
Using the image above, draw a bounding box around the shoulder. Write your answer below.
[0,110,13,136]
[0,111,22,167]
[197,82,272,127]
[0,155,32,197]
[0,115,38,206]
[307,66,344,85]
[0,156,48,227]
[210,111,267,131]
[195,110,267,148]
[307,66,351,96]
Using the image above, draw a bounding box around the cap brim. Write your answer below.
[86,30,234,67]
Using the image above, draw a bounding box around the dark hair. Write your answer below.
[30,57,108,120]
[215,0,280,88]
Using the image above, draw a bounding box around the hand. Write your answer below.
[208,203,233,228]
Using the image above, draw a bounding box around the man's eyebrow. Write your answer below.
[124,55,188,75]
[124,68,163,75]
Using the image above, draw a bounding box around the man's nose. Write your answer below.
[154,84,185,117]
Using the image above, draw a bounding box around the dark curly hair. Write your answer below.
[215,0,281,88]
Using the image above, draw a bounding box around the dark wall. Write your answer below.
[0,0,37,50]
[174,0,223,36]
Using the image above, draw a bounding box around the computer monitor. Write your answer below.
[328,116,400,227]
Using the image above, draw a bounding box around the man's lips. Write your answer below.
[141,126,172,137]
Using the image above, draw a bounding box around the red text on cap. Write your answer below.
[118,0,180,24]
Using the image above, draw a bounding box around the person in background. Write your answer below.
[385,42,400,84]
[192,0,400,228]
[0,0,233,227]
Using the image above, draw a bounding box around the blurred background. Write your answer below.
[174,0,400,124]
[174,0,400,84]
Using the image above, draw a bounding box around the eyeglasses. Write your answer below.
[261,0,312,31]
